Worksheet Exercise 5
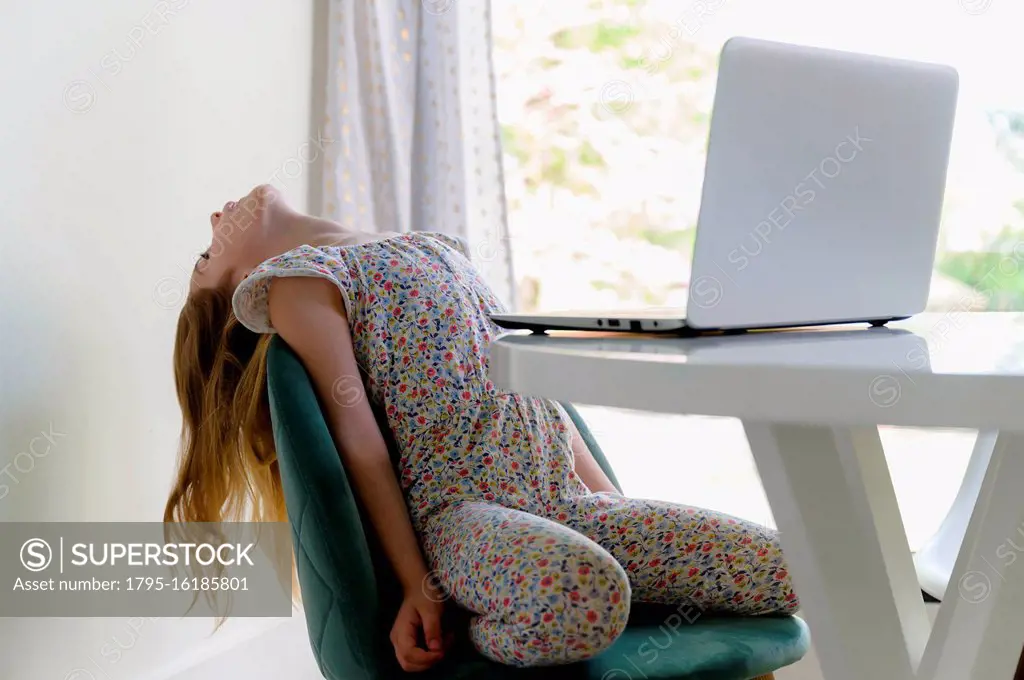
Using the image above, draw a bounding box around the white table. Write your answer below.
[489,312,1024,680]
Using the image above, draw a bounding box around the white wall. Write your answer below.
[0,1,325,678]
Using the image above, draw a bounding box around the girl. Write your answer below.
[167,183,798,672]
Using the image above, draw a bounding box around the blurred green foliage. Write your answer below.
[937,226,1024,310]
[500,0,1024,310]
[551,22,641,52]
[637,228,696,250]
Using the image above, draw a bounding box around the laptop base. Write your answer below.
[491,315,909,337]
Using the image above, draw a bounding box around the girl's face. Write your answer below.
[190,184,280,294]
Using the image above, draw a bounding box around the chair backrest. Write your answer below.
[265,336,621,679]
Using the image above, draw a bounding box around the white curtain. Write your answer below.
[322,0,516,308]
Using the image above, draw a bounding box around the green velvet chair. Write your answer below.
[265,337,810,680]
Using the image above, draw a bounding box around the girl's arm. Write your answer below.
[268,277,429,590]
[268,277,446,670]
[565,415,621,494]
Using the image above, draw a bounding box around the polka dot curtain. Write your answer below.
[322,0,516,309]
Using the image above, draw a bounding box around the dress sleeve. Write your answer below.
[420,231,472,260]
[231,245,354,334]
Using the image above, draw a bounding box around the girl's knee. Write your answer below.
[770,564,800,613]
[746,575,800,614]
[479,540,631,666]
[547,542,632,661]
[748,541,800,614]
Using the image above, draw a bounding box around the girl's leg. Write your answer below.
[419,500,631,667]
[556,493,799,614]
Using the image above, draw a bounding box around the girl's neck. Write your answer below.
[261,206,363,255]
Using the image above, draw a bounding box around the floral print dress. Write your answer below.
[232,232,798,667]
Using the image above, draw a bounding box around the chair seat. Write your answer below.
[582,614,810,680]
[416,611,810,680]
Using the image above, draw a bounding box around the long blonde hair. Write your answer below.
[165,287,297,619]
[165,286,282,526]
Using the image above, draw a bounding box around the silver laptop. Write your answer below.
[490,36,959,335]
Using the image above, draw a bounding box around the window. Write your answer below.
[493,0,1024,314]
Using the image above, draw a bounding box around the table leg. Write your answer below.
[918,431,1024,680]
[914,430,999,600]
[743,422,929,680]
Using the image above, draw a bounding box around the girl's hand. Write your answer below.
[390,590,452,672]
